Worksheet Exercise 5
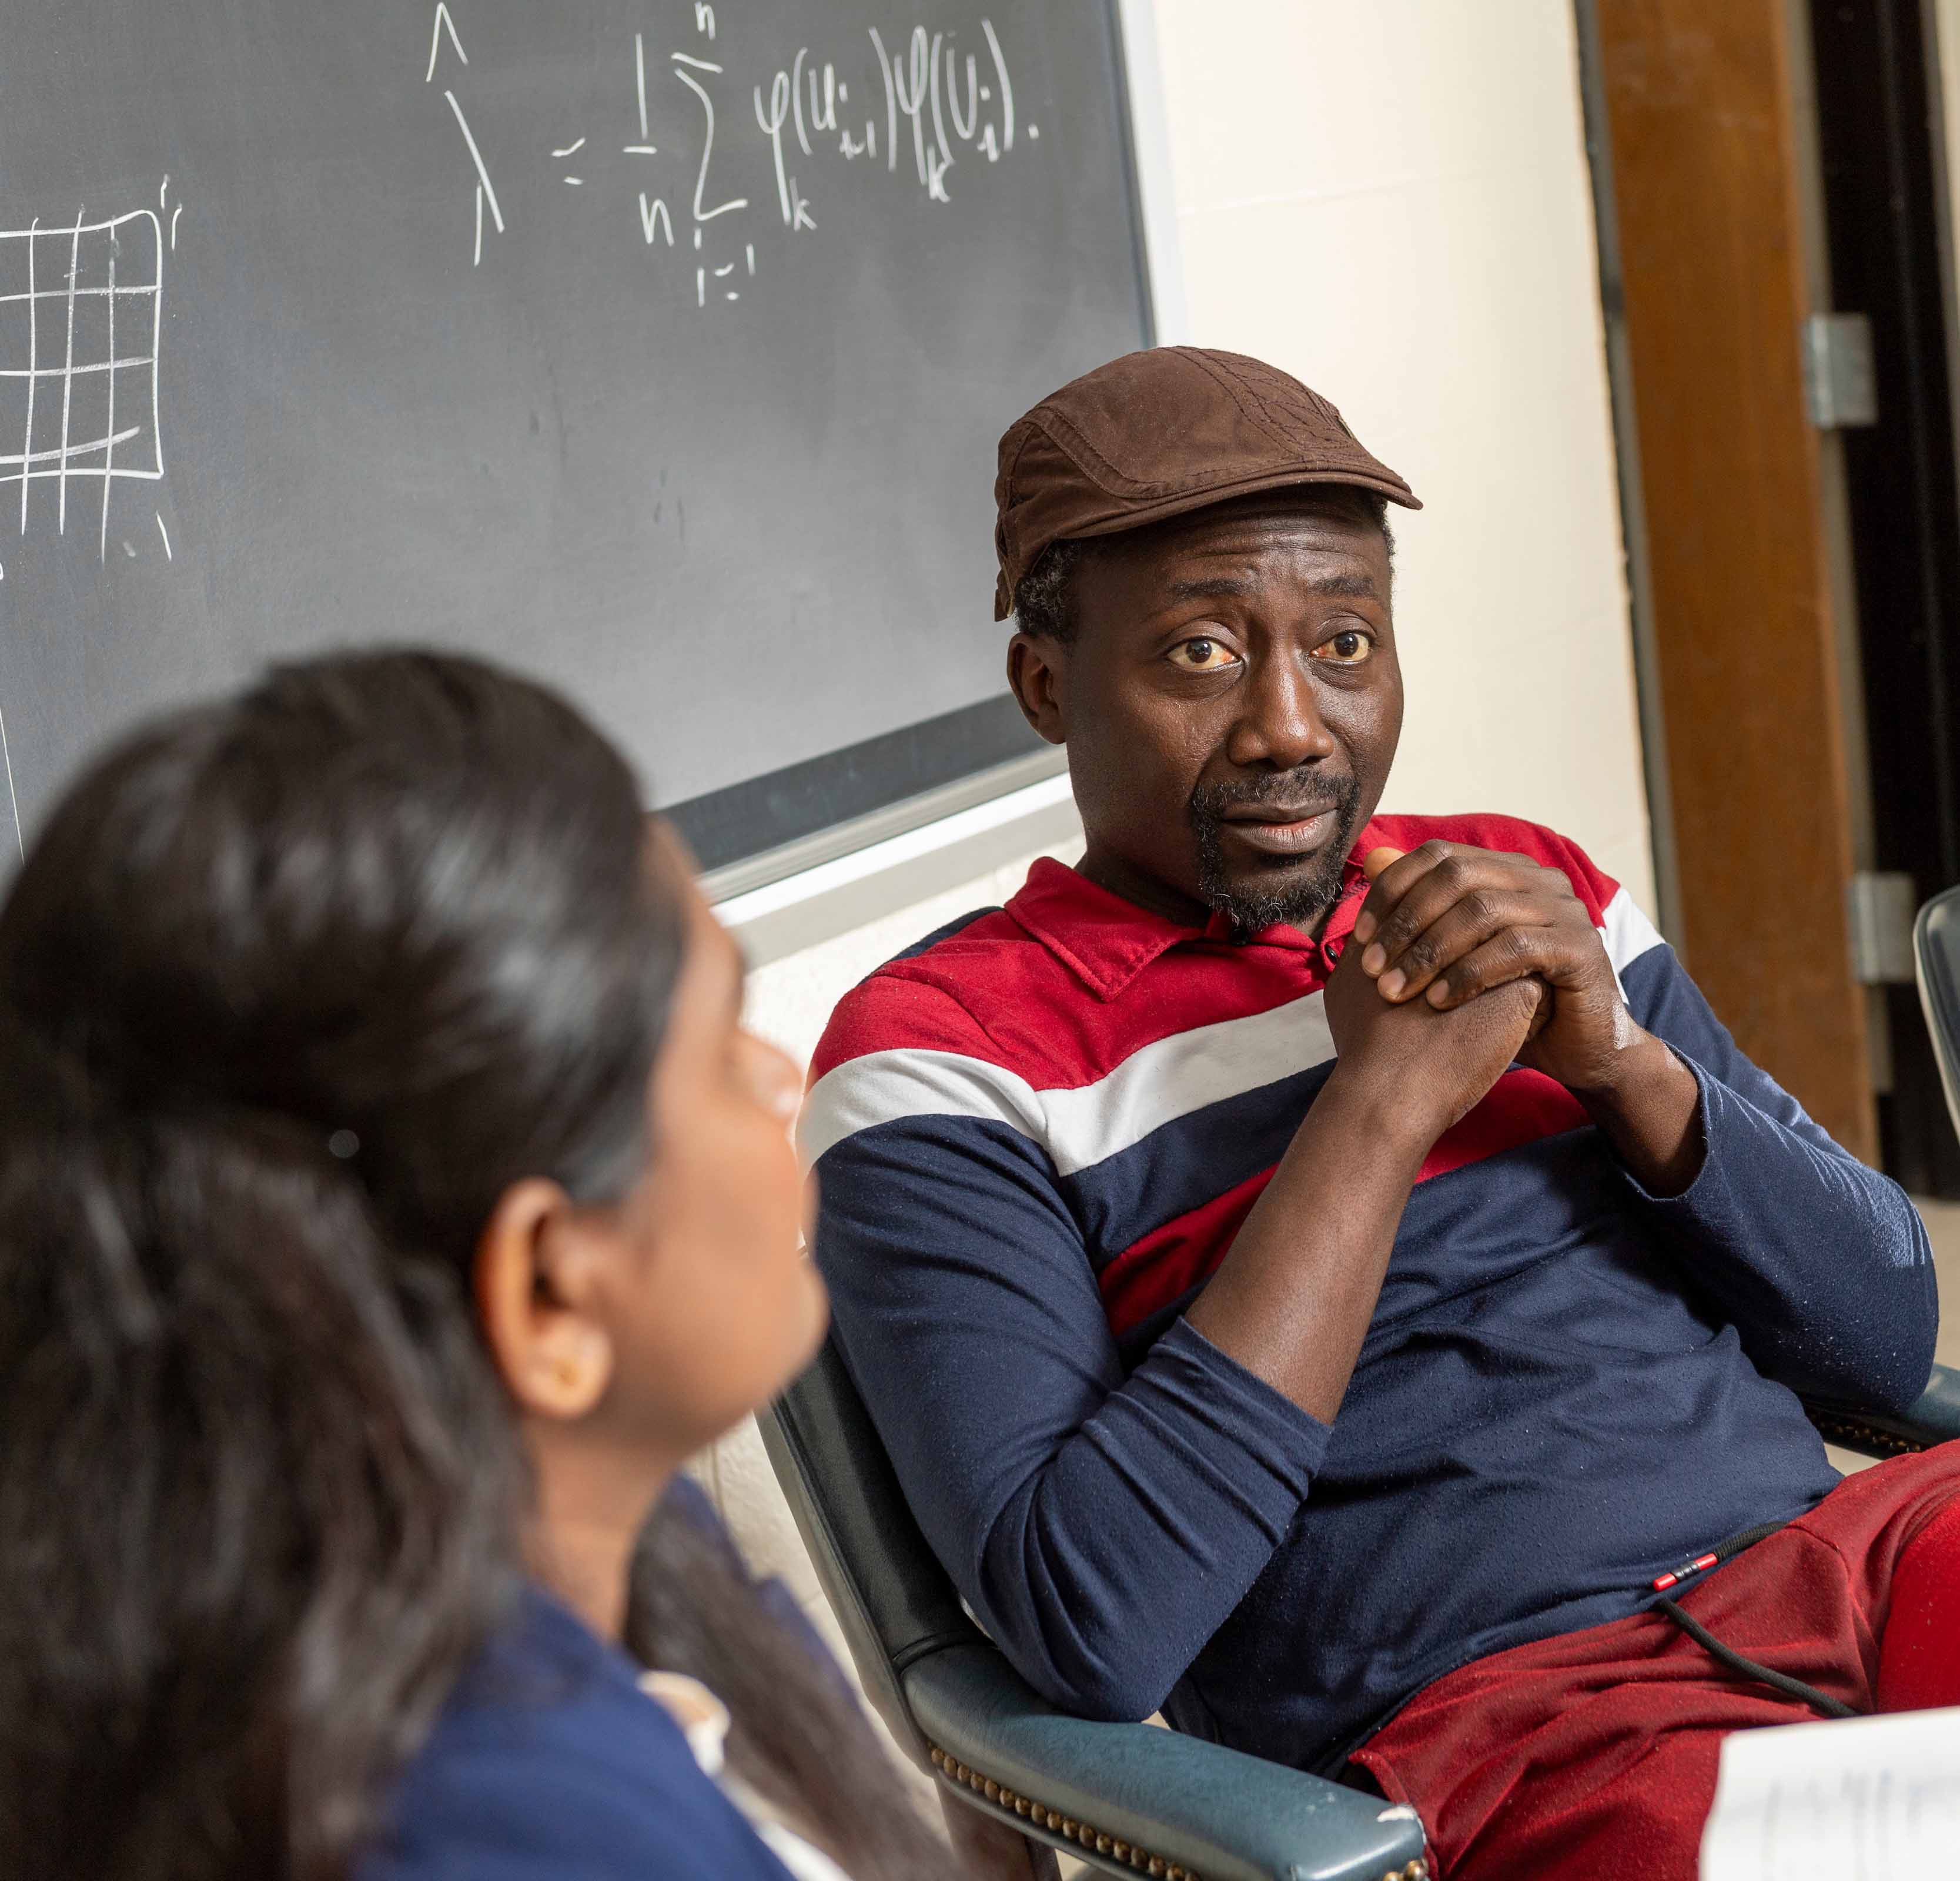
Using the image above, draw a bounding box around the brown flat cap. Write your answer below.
[992,346,1420,619]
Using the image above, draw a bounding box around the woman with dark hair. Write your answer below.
[0,651,956,1881]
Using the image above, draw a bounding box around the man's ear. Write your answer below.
[474,1177,616,1421]
[1007,632,1068,746]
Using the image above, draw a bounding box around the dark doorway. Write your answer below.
[1809,0,1960,1195]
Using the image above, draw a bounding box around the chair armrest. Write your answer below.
[1898,1364,1960,1442]
[1804,1362,1960,1458]
[905,1643,1427,1881]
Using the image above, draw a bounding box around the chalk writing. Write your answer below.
[427,3,467,82]
[409,5,1039,309]
[0,692,18,861]
[0,206,166,561]
[427,5,504,265]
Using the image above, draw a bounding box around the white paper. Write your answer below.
[1700,1706,1960,1880]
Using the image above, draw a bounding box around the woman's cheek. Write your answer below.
[758,1133,827,1357]
[745,1115,808,1255]
[790,1254,830,1361]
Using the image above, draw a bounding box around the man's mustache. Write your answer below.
[1189,769,1360,821]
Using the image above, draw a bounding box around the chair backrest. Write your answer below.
[757,1336,981,1768]
[1915,883,1960,1140]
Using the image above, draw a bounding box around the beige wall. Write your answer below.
[699,0,1654,1762]
[1156,0,1650,903]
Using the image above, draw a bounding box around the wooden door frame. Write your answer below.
[1578,0,1879,1162]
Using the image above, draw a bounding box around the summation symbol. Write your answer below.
[0,207,166,560]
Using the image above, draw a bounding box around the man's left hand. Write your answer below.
[1350,841,1632,1095]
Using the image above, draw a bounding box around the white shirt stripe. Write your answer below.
[803,890,1663,1176]
[798,1047,1047,1169]
[1601,885,1666,981]
[801,988,1333,1176]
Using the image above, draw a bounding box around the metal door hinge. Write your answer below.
[1804,314,1878,429]
[1847,871,1917,984]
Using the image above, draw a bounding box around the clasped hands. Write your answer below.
[1322,841,1673,1156]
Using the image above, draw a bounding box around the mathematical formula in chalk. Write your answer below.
[425,2,1041,307]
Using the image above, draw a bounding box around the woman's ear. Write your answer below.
[474,1177,616,1421]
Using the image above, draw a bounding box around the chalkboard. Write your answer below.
[0,1,1150,879]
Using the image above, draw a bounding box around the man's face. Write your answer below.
[1009,491,1404,935]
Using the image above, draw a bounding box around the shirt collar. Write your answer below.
[1004,827,1385,1002]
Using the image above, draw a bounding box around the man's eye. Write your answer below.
[1168,637,1240,672]
[1312,630,1373,665]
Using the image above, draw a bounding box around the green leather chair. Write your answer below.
[761,1336,1960,1881]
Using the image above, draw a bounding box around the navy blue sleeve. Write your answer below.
[1620,942,1938,1413]
[813,1109,1328,1723]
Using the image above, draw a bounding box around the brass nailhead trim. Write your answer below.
[927,1742,1203,1877]
[1812,1417,1925,1458]
[927,1739,1431,1881]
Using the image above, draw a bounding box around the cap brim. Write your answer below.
[1061,466,1422,548]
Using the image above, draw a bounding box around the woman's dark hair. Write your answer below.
[627,1488,952,1881]
[0,651,945,1880]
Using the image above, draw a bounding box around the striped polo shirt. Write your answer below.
[805,812,1936,1774]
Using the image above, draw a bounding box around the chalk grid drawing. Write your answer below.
[0,206,165,561]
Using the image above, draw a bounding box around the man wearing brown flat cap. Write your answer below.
[803,348,1958,1880]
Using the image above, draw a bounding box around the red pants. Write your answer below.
[1350,1444,1960,1881]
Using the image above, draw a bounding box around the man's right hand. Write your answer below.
[1188,938,1547,1423]
[1322,938,1546,1146]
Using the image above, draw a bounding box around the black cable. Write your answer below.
[1653,1598,1861,1721]
[1704,1521,1790,1563]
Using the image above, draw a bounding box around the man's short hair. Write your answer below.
[1012,488,1394,645]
